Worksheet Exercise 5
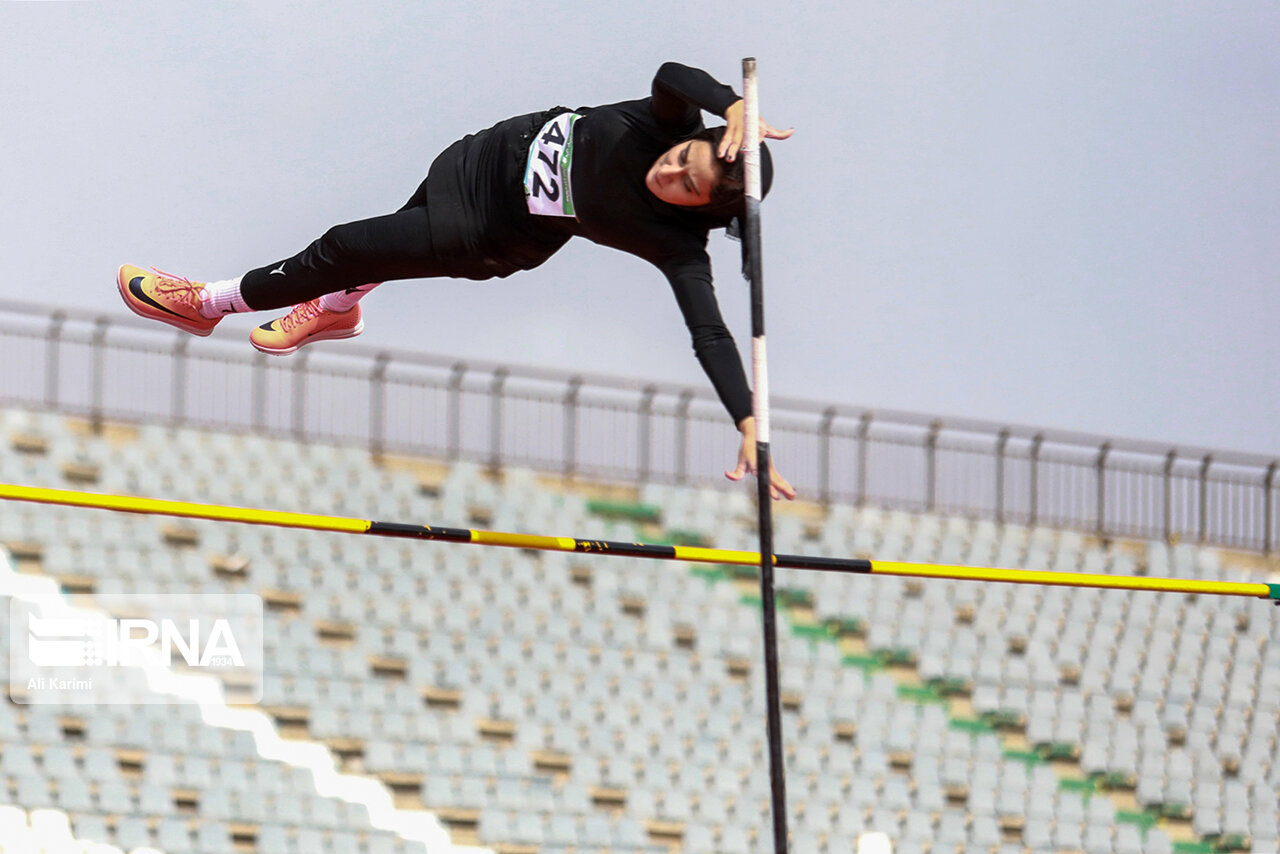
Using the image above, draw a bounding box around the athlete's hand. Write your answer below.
[719,99,795,163]
[725,416,797,500]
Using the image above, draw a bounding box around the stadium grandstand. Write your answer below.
[1,301,1277,854]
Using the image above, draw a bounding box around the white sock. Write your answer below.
[319,283,381,313]
[198,276,251,318]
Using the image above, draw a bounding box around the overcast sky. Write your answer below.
[2,1,1277,457]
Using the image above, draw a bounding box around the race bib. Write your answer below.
[524,112,582,217]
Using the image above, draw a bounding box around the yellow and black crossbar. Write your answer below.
[1,483,1276,600]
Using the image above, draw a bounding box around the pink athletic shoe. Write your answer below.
[249,299,363,355]
[117,264,220,336]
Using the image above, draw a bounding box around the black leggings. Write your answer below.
[239,178,449,312]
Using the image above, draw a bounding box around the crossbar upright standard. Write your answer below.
[741,56,790,854]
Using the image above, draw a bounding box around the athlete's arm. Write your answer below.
[649,62,741,130]
[660,252,796,500]
[660,253,751,423]
[649,62,794,162]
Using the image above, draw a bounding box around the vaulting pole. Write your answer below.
[741,56,790,854]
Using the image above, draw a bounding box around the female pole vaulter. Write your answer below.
[118,62,796,498]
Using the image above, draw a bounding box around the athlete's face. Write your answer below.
[645,139,719,206]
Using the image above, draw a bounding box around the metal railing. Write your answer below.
[2,299,1277,553]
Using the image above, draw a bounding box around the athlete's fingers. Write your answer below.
[721,101,745,161]
[723,124,744,162]
[763,122,795,141]
[729,437,795,500]
[727,432,755,481]
[769,463,797,501]
[758,117,793,139]
[718,130,736,161]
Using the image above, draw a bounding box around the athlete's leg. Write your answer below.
[318,283,380,313]
[235,171,437,313]
[118,173,456,337]
[241,175,452,353]
[118,203,438,333]
[237,204,440,312]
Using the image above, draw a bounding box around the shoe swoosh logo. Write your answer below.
[129,278,188,320]
[270,264,286,276]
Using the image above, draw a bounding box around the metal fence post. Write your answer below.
[855,413,871,508]
[637,385,656,484]
[252,353,267,432]
[171,335,189,425]
[90,317,110,434]
[1198,454,1212,544]
[1095,442,1111,538]
[291,351,309,441]
[488,367,508,473]
[1029,433,1044,527]
[44,311,65,410]
[925,420,941,513]
[447,362,466,461]
[1163,450,1176,544]
[1265,461,1277,555]
[995,429,1010,525]
[370,353,391,461]
[675,389,693,485]
[563,376,582,479]
[818,407,836,507]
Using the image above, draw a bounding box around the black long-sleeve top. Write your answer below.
[423,62,752,423]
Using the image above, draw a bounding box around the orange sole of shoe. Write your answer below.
[249,321,365,356]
